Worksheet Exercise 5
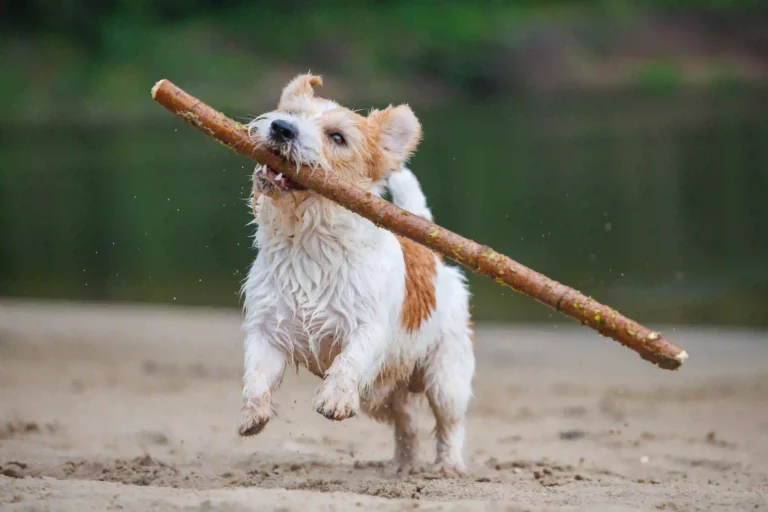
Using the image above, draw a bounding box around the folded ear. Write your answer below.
[279,73,323,106]
[369,104,422,163]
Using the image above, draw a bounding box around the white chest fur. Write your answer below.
[242,196,405,370]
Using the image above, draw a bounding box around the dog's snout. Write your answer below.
[270,120,298,143]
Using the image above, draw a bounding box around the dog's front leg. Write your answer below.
[314,324,385,421]
[238,331,287,436]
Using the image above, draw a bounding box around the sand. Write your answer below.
[0,300,766,511]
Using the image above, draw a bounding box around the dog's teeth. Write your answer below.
[275,173,283,181]
[254,165,262,174]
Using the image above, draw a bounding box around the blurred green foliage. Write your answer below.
[4,0,765,43]
[2,88,767,325]
[634,59,684,91]
[1,0,767,325]
[3,0,767,123]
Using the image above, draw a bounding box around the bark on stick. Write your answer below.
[151,78,689,370]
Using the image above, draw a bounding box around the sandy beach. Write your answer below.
[1,300,766,511]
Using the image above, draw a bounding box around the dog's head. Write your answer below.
[248,74,421,204]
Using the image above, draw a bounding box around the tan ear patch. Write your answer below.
[279,74,323,105]
[368,104,422,165]
[398,236,437,334]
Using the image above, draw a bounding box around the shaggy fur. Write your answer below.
[238,74,475,475]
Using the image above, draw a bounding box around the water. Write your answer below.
[2,89,767,326]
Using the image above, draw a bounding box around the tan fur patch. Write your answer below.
[367,105,422,163]
[408,366,426,394]
[305,336,341,379]
[262,74,422,199]
[319,108,387,184]
[398,236,437,334]
[279,74,323,106]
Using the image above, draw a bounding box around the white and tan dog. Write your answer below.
[238,74,475,475]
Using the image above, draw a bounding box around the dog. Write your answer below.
[238,74,475,475]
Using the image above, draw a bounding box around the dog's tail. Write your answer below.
[387,166,433,221]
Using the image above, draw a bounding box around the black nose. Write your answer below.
[270,119,298,143]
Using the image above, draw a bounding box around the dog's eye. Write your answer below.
[329,133,345,145]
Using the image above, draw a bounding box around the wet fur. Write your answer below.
[239,74,475,475]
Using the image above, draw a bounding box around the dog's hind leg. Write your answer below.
[362,384,420,475]
[391,386,420,474]
[424,334,475,476]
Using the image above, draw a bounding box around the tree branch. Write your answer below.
[151,79,688,370]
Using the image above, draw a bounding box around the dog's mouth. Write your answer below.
[255,164,307,192]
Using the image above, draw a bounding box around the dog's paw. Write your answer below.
[392,447,420,476]
[395,460,421,476]
[238,396,272,436]
[430,460,467,478]
[314,381,360,421]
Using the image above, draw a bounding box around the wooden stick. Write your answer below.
[151,79,688,370]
